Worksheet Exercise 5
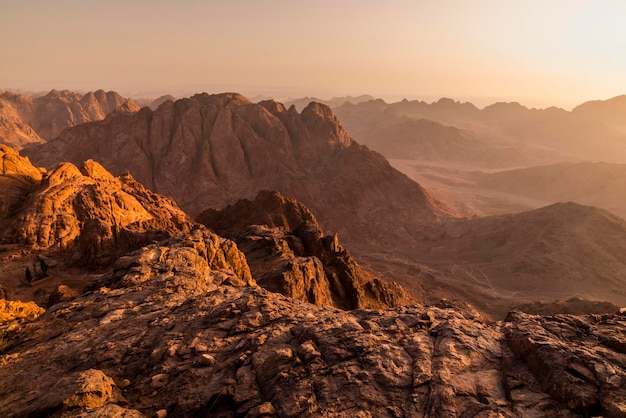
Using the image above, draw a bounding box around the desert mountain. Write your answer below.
[1,229,624,417]
[21,93,626,317]
[133,94,177,110]
[25,92,451,250]
[0,89,133,149]
[573,94,626,130]
[334,96,626,167]
[411,202,626,317]
[199,190,412,310]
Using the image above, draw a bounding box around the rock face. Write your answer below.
[0,145,43,224]
[25,92,451,248]
[503,311,626,417]
[0,89,132,149]
[0,230,623,417]
[1,146,192,266]
[199,190,412,310]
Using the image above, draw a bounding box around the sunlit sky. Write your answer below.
[2,0,626,108]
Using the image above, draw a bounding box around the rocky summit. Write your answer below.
[0,230,624,417]
[199,190,412,310]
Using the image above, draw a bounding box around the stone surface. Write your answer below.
[1,148,193,266]
[0,298,44,325]
[199,190,412,309]
[0,230,623,417]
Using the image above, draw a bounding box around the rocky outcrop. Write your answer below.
[0,299,44,325]
[1,147,193,266]
[199,190,412,310]
[0,230,623,417]
[0,145,43,223]
[25,92,451,249]
[0,89,133,149]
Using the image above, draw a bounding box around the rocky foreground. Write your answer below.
[1,229,624,417]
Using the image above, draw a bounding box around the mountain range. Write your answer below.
[15,92,626,317]
[1,89,626,416]
[334,96,626,167]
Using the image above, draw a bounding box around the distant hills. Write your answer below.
[0,89,131,149]
[333,96,626,167]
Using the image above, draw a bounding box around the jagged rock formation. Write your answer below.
[25,92,451,249]
[0,89,133,149]
[1,146,192,266]
[0,230,623,417]
[199,190,412,310]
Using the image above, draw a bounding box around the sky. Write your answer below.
[2,0,626,108]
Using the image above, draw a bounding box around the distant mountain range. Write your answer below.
[334,95,626,167]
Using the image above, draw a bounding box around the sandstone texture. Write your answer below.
[0,230,624,417]
[0,145,43,227]
[199,190,412,309]
[0,89,133,149]
[1,146,192,266]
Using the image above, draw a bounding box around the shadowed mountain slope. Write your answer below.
[414,202,626,316]
[25,93,452,249]
[199,190,413,310]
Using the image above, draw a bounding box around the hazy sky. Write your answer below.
[2,0,625,108]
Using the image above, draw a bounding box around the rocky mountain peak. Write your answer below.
[0,89,134,149]
[199,189,318,234]
[112,99,141,115]
[300,101,352,147]
[199,190,413,309]
[1,148,193,265]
